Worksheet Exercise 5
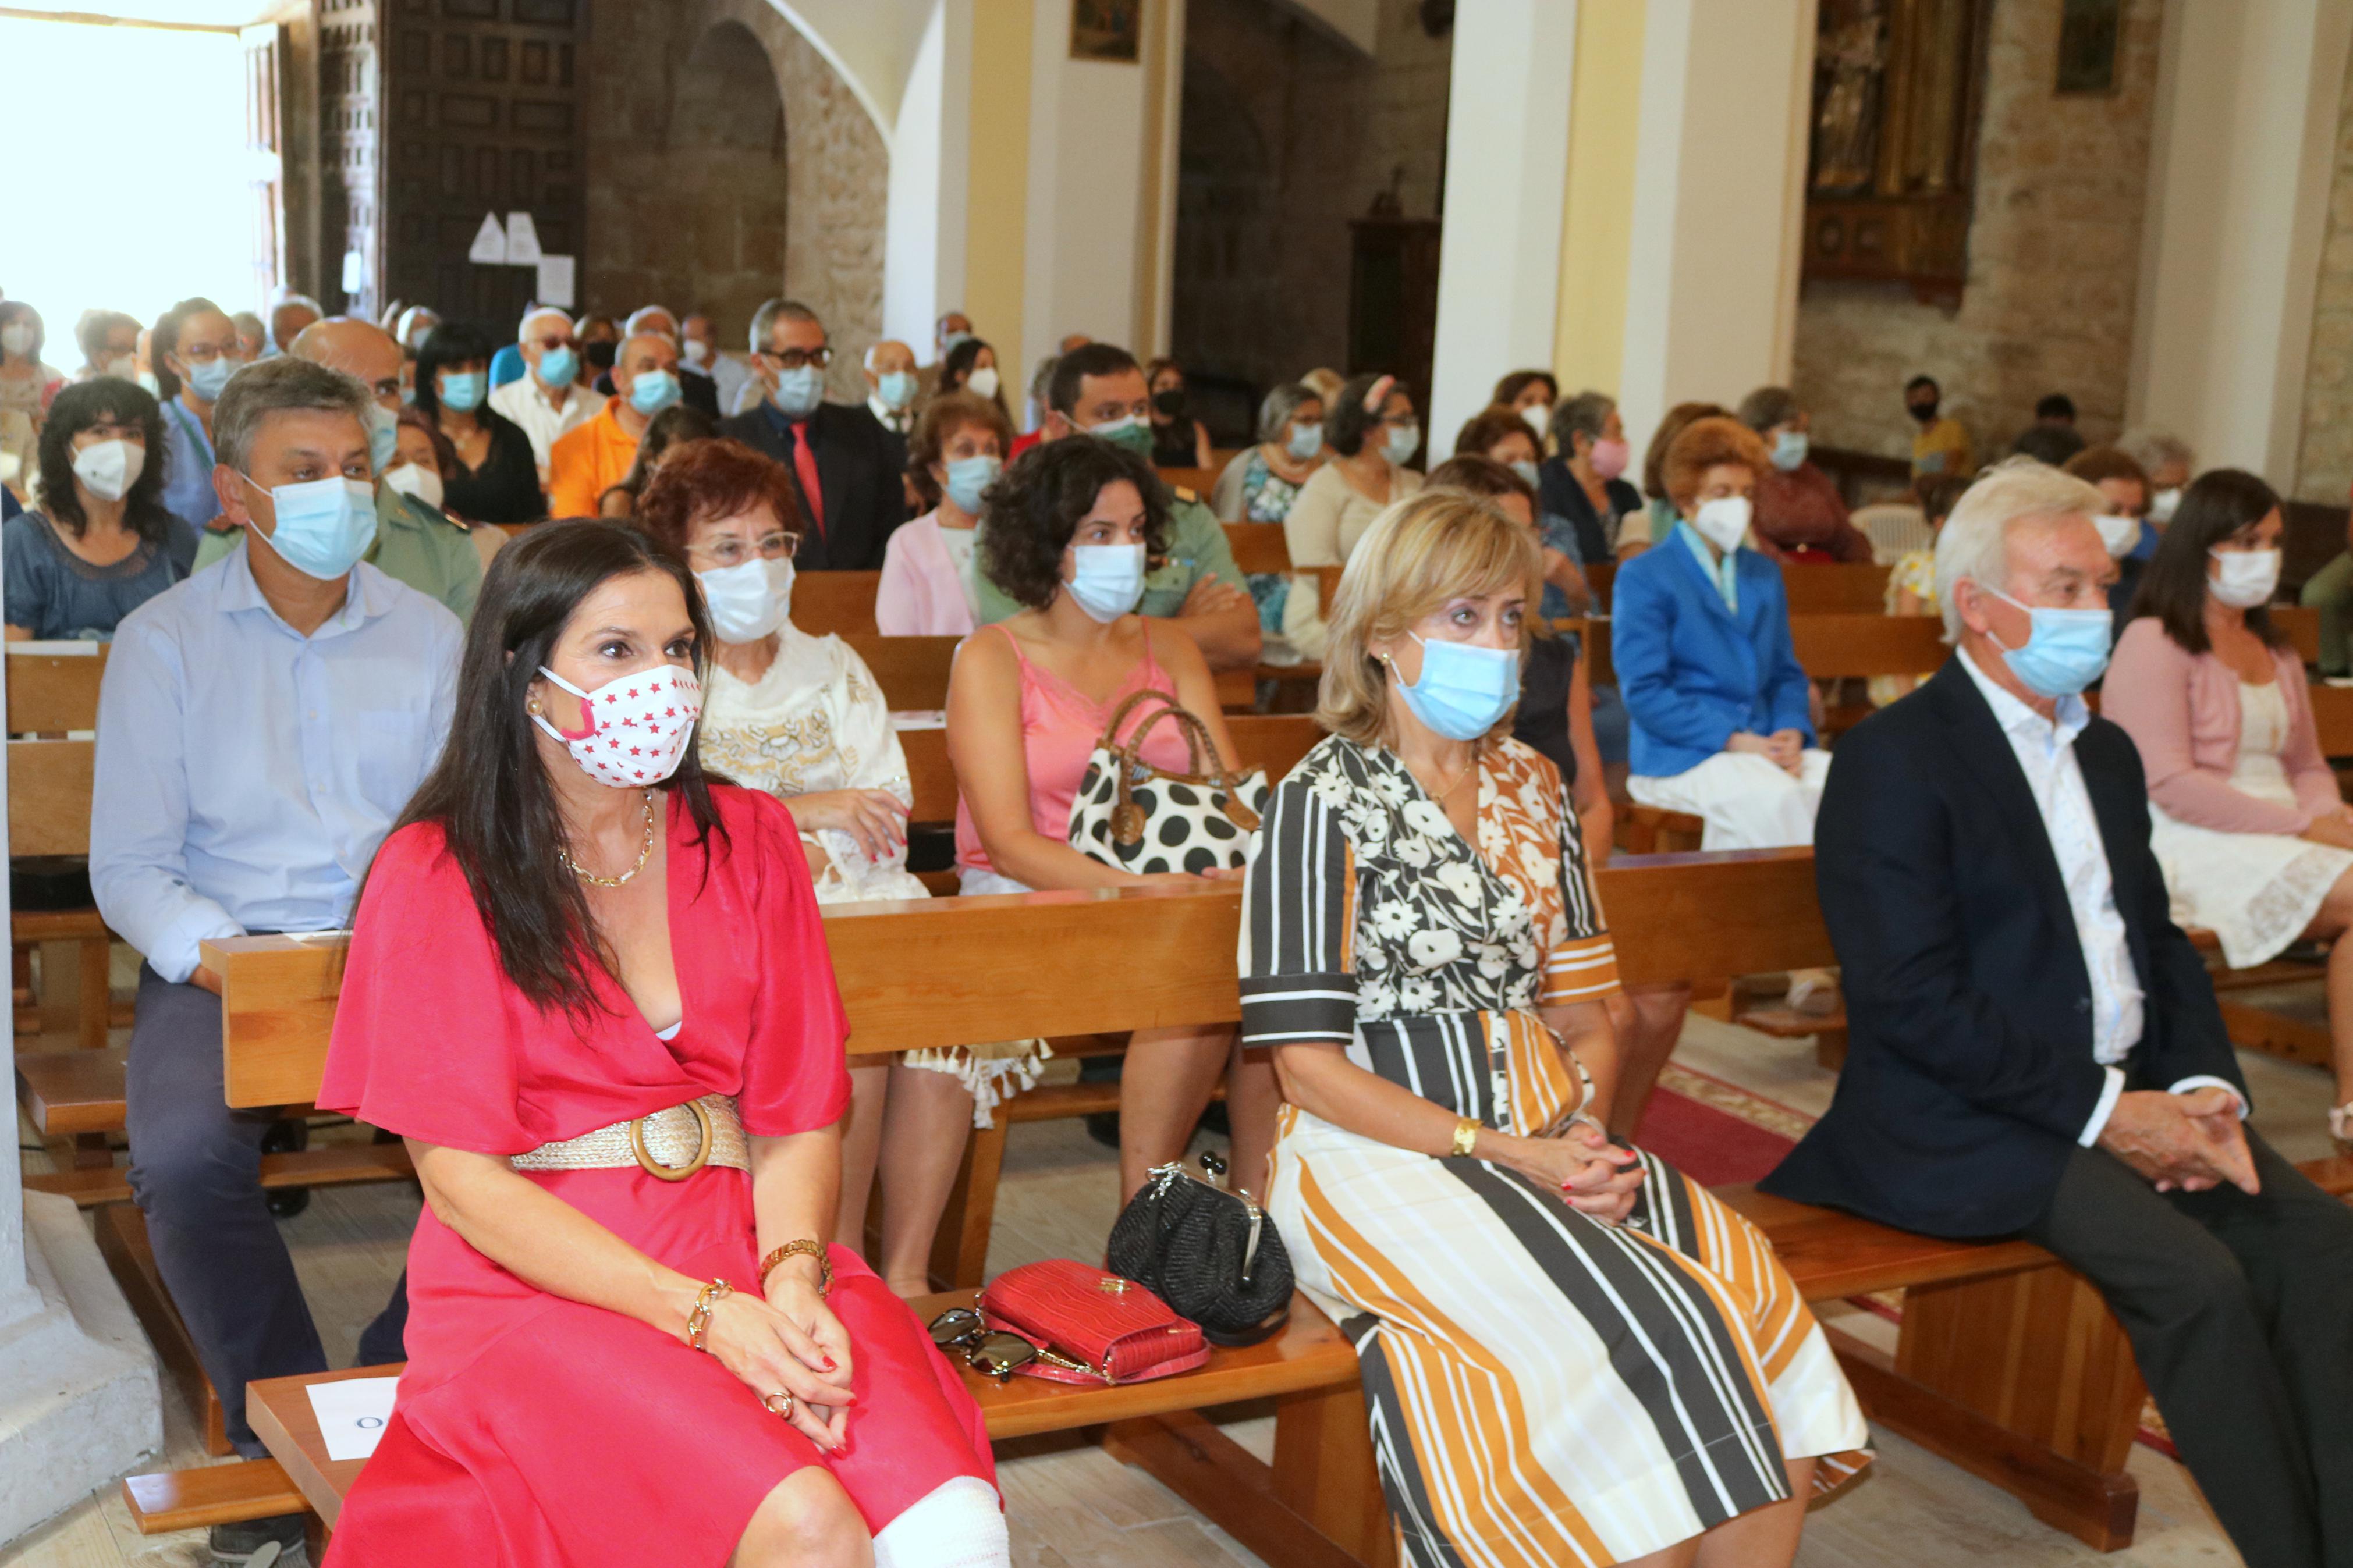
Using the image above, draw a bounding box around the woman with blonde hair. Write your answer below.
[1244,488,1868,1568]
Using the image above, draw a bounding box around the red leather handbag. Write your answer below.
[979,1259,1211,1385]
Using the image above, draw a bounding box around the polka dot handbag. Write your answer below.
[1067,689,1269,876]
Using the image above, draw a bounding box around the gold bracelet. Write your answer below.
[683,1278,733,1350]
[1451,1117,1482,1159]
[757,1239,831,1298]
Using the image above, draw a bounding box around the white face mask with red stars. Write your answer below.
[533,664,702,788]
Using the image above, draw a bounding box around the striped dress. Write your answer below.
[1241,734,1868,1567]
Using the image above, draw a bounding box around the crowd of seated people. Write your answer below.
[23,272,2353,1568]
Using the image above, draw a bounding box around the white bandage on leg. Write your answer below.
[869,1475,1009,1568]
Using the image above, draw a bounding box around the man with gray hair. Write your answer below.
[717,298,907,569]
[1765,459,2353,1567]
[489,304,606,474]
[90,354,460,1565]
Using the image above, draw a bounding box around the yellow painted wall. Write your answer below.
[1553,0,1646,396]
[965,0,1032,394]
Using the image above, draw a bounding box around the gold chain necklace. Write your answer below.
[560,792,657,887]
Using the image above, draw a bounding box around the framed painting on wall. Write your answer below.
[1072,0,1141,63]
[2056,0,2121,95]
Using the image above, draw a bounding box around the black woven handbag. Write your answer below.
[1106,1152,1293,1347]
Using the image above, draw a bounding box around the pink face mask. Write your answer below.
[533,664,702,788]
[1588,437,1631,481]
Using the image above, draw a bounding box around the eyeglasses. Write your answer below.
[530,335,579,353]
[760,347,833,371]
[690,531,800,568]
[927,1308,1041,1381]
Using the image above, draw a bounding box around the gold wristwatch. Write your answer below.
[1451,1117,1482,1159]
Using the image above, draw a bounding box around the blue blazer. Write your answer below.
[1613,535,1813,777]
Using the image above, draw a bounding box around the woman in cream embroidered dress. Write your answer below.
[635,438,1038,1299]
[1242,492,1868,1568]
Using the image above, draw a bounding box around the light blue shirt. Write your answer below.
[90,549,462,983]
[1674,520,1740,613]
[157,396,219,534]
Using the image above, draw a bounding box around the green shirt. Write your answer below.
[970,490,1246,626]
[193,482,484,624]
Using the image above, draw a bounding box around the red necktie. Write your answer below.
[789,421,826,538]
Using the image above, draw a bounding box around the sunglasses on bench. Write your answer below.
[927,1306,1040,1381]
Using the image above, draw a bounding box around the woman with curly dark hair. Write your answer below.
[415,322,545,524]
[946,436,1276,1198]
[6,378,196,641]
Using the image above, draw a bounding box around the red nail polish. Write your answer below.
[822,1356,837,1370]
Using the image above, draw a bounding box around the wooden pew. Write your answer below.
[1156,465,1217,499]
[789,570,881,637]
[1779,562,1891,615]
[182,852,2341,1551]
[2274,603,2321,665]
[7,645,115,1057]
[850,635,1256,715]
[892,713,1323,830]
[1222,521,1291,576]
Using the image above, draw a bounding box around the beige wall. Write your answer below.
[584,0,888,399]
[2297,40,2353,504]
[1791,0,2164,462]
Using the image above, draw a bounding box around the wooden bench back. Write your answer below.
[1780,563,1891,615]
[894,713,1325,826]
[791,572,881,638]
[845,635,958,711]
[204,849,1825,1108]
[1223,522,1291,576]
[1156,465,1217,500]
[2315,682,2353,758]
[2274,604,2321,666]
[6,643,109,732]
[1786,614,1949,679]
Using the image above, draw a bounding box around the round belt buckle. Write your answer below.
[630,1100,714,1182]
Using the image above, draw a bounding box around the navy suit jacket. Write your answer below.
[715,401,907,571]
[1761,655,2247,1238]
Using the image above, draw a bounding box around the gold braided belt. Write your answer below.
[510,1094,748,1182]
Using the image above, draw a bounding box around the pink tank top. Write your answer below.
[954,624,1197,874]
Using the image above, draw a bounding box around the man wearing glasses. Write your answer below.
[717,298,907,570]
[490,305,609,480]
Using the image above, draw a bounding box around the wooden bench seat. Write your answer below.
[14,1046,126,1137]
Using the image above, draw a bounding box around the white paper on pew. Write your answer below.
[7,641,100,657]
[307,1377,399,1460]
[889,710,946,730]
[2329,677,2353,689]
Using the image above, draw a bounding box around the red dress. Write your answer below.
[316,785,993,1566]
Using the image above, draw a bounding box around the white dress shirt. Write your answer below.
[867,393,913,438]
[90,552,462,983]
[488,374,607,471]
[1957,646,2245,1142]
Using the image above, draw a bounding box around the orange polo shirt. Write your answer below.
[546,403,640,519]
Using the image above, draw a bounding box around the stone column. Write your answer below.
[1428,0,1578,449]
[2128,0,2353,486]
[0,674,159,1542]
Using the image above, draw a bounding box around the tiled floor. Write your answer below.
[14,1002,2333,1566]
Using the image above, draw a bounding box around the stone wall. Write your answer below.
[1790,0,2163,464]
[583,0,886,400]
[2295,40,2353,504]
[1170,0,1450,403]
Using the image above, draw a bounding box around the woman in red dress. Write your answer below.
[318,521,1006,1568]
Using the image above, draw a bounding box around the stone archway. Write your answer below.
[666,20,792,343]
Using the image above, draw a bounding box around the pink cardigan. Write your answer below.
[2101,617,2340,834]
[875,511,977,637]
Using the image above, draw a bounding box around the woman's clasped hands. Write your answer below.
[1497,1119,1644,1224]
[694,1271,858,1455]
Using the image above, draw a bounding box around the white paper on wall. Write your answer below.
[467,213,508,265]
[535,255,576,309]
[505,211,543,265]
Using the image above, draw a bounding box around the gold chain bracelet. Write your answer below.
[757,1239,831,1297]
[683,1278,734,1350]
[1451,1117,1482,1159]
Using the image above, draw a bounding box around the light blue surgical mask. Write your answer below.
[536,344,577,389]
[876,371,918,411]
[1771,429,1809,472]
[629,368,681,417]
[1383,421,1421,466]
[1066,542,1148,623]
[439,369,487,413]
[183,355,237,403]
[1286,421,1323,462]
[367,404,400,475]
[1085,414,1154,458]
[1393,632,1519,741]
[1509,458,1540,488]
[945,454,1001,515]
[769,364,825,419]
[242,474,378,581]
[1989,589,2111,698]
